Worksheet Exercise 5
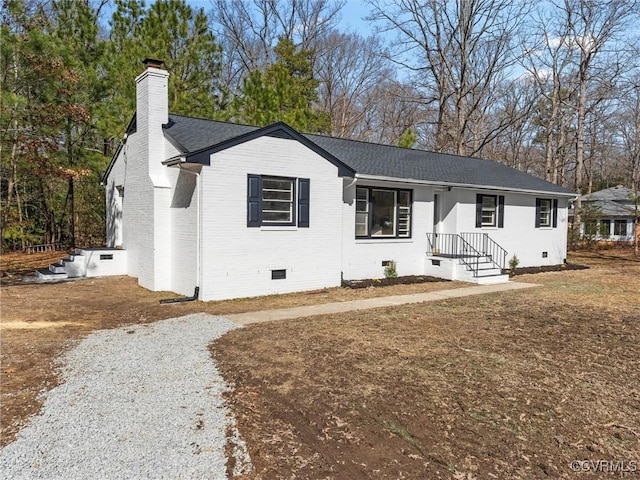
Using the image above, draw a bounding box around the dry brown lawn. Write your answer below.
[1,248,638,479]
[0,253,460,447]
[214,249,640,479]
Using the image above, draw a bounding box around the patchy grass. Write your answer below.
[0,256,459,447]
[0,250,69,285]
[1,248,638,480]
[213,249,640,479]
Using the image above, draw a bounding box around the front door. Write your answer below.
[432,194,441,253]
[433,194,440,234]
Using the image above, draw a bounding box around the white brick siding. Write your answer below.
[341,181,433,280]
[105,66,175,292]
[103,64,571,300]
[439,189,569,267]
[167,165,199,296]
[199,136,343,301]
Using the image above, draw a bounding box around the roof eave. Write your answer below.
[355,174,578,197]
[101,115,138,184]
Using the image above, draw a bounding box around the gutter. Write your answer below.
[354,173,578,198]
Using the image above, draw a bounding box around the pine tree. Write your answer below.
[100,0,226,141]
[232,38,330,133]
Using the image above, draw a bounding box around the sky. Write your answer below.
[337,0,374,35]
[177,0,376,37]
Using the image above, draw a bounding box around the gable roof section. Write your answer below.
[165,118,355,177]
[580,185,635,202]
[585,200,636,217]
[163,114,257,153]
[104,113,576,196]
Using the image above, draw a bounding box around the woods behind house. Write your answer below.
[2,0,639,252]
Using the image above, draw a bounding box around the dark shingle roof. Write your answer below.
[585,200,636,217]
[580,185,635,202]
[306,134,574,194]
[164,114,258,152]
[164,115,575,196]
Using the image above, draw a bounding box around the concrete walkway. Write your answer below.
[226,281,540,325]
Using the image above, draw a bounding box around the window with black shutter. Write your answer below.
[535,198,557,228]
[476,194,504,228]
[247,175,309,227]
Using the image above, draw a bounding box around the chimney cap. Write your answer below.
[142,58,165,69]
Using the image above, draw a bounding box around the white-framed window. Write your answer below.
[261,177,294,224]
[538,199,552,227]
[476,194,504,228]
[481,195,497,227]
[614,219,627,236]
[535,198,558,228]
[355,188,369,236]
[355,186,412,238]
[248,175,310,227]
[398,191,411,237]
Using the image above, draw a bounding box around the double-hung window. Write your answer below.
[535,198,558,228]
[262,177,294,223]
[538,199,552,227]
[247,175,310,227]
[355,187,412,238]
[475,194,504,228]
[614,220,627,236]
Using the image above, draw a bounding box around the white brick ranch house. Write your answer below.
[48,59,577,301]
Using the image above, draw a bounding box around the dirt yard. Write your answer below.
[213,250,640,479]
[1,249,639,479]
[0,253,460,448]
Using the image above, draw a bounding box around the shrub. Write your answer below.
[384,260,398,279]
[508,254,520,276]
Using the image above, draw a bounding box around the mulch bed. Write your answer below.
[342,275,449,289]
[508,262,589,276]
[343,263,590,288]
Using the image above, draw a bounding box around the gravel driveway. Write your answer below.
[0,313,251,479]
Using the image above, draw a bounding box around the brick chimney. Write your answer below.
[135,58,169,186]
[132,58,172,291]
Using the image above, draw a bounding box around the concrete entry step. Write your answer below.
[36,268,68,281]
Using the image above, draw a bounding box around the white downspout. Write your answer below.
[178,165,201,298]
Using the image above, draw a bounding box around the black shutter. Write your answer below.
[498,195,505,228]
[535,198,541,228]
[552,199,558,228]
[247,174,261,227]
[298,178,310,228]
[476,194,483,228]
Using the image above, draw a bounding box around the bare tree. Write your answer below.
[356,80,426,146]
[617,76,640,191]
[368,0,530,157]
[483,76,539,173]
[211,0,345,92]
[558,0,638,207]
[315,31,394,138]
[520,5,577,183]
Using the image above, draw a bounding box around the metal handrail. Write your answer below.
[426,233,483,276]
[426,232,507,276]
[460,232,507,270]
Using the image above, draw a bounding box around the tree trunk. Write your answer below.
[574,58,588,224]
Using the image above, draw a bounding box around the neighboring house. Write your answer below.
[571,185,639,242]
[39,59,576,300]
